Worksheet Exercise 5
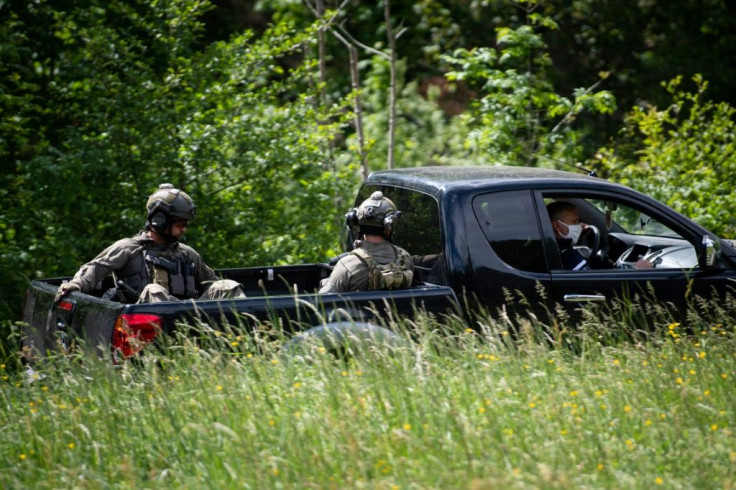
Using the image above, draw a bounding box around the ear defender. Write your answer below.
[148,207,169,232]
[345,208,360,229]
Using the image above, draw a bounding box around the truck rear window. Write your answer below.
[355,185,441,257]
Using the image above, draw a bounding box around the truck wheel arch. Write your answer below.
[282,321,412,360]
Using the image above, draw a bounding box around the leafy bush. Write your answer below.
[441,14,616,167]
[0,1,358,327]
[593,75,736,237]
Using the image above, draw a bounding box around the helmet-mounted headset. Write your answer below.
[146,183,196,234]
[345,191,402,237]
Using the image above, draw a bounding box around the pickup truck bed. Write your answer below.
[21,263,460,362]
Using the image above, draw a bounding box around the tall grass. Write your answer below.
[1,297,735,489]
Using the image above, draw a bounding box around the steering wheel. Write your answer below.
[574,224,601,260]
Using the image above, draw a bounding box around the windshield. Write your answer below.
[587,199,681,237]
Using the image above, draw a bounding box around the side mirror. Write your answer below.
[699,235,721,269]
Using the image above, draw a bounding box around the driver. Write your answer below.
[547,201,652,270]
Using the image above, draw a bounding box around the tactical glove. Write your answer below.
[55,282,80,303]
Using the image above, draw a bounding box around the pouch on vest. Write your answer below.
[145,252,194,298]
[351,247,413,291]
[168,260,196,298]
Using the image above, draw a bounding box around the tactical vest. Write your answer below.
[350,246,413,290]
[115,245,197,301]
[144,250,197,299]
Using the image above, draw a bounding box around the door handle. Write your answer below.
[564,294,606,303]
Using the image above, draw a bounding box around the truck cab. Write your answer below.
[357,166,736,320]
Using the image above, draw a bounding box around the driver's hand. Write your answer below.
[634,258,654,269]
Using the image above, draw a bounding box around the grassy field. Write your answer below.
[1,301,734,489]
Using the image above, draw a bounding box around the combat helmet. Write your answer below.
[146,183,196,233]
[346,191,402,237]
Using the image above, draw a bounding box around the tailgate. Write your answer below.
[21,280,123,360]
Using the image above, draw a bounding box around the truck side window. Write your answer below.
[472,191,547,273]
[544,195,698,270]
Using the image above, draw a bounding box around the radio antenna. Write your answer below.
[533,153,598,178]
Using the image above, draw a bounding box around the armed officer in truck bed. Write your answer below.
[319,191,414,294]
[55,183,245,304]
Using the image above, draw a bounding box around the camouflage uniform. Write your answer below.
[63,231,244,303]
[56,183,244,304]
[319,239,414,293]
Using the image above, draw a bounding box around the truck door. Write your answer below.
[468,190,553,319]
[537,190,735,323]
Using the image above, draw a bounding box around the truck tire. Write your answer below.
[282,321,412,360]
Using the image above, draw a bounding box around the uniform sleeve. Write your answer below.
[68,239,139,293]
[319,260,351,293]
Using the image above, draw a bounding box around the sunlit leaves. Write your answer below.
[442,10,615,167]
[594,75,736,237]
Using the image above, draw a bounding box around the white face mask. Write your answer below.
[558,220,583,244]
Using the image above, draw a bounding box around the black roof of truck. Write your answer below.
[364,165,609,197]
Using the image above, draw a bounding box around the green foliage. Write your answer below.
[0,1,358,328]
[545,0,736,115]
[593,75,736,237]
[257,0,736,130]
[161,22,358,266]
[441,12,616,167]
[2,0,212,320]
[1,306,734,487]
[348,56,471,170]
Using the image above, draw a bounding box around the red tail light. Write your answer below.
[111,313,163,363]
[57,300,75,312]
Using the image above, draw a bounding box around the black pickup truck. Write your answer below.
[21,166,736,362]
